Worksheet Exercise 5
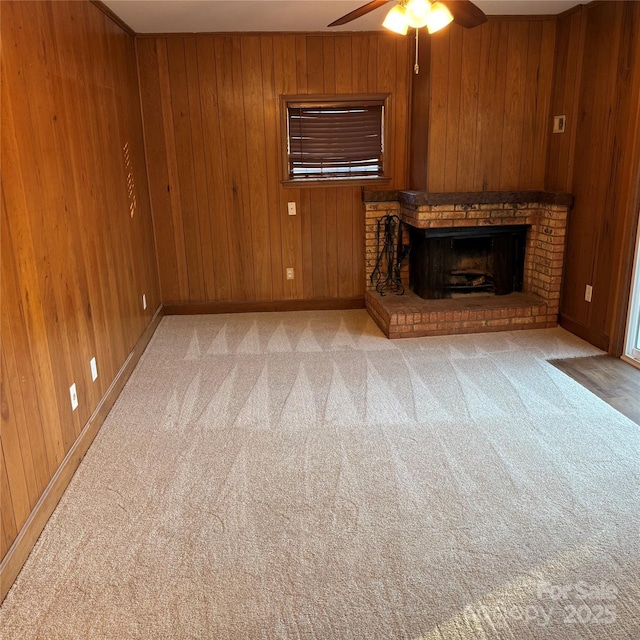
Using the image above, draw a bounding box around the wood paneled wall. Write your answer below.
[1,0,159,564]
[545,8,585,192]
[553,2,640,351]
[424,19,556,193]
[409,30,431,191]
[136,33,411,304]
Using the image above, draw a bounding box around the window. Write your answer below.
[282,94,389,184]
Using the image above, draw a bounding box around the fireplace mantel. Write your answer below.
[363,189,573,207]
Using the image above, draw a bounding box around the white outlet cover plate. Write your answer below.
[69,383,79,411]
[90,357,98,381]
[287,202,296,216]
[142,294,147,310]
[553,115,566,133]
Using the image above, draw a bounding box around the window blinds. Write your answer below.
[287,103,384,180]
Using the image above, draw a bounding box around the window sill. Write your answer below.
[281,176,392,189]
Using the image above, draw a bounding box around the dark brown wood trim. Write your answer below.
[163,298,366,315]
[400,190,574,207]
[90,1,136,37]
[0,306,164,603]
[559,313,610,351]
[135,31,389,39]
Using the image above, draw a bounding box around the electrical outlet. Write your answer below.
[142,293,147,310]
[286,267,294,280]
[585,284,593,302]
[287,202,297,216]
[553,115,566,133]
[69,383,79,411]
[90,357,98,382]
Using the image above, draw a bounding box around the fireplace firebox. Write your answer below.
[409,225,528,299]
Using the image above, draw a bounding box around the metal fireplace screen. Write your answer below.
[409,225,528,300]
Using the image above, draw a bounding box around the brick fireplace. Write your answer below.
[364,190,571,339]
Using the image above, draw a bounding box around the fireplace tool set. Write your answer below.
[370,214,410,296]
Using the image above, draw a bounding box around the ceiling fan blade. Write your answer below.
[442,0,487,29]
[328,0,391,27]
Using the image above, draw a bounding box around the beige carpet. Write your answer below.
[1,310,639,639]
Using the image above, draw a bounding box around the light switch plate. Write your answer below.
[585,284,593,302]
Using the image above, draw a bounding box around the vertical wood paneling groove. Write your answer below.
[274,37,301,301]
[157,39,190,299]
[0,274,51,496]
[260,35,285,302]
[0,199,62,480]
[457,28,482,191]
[136,39,181,301]
[231,35,257,302]
[197,36,234,301]
[409,30,431,191]
[168,38,205,300]
[138,33,411,303]
[2,340,39,512]
[500,22,529,190]
[1,353,32,530]
[546,10,585,192]
[518,22,541,188]
[241,35,273,301]
[429,31,447,191]
[533,20,556,188]
[444,29,460,192]
[1,47,72,462]
[427,19,553,193]
[1,445,18,558]
[185,37,215,300]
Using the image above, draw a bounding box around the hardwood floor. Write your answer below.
[550,355,640,426]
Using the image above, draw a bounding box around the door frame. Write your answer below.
[623,209,640,368]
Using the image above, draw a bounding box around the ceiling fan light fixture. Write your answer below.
[425,1,454,34]
[404,0,431,29]
[382,5,409,35]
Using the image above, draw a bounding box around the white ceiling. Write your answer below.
[102,0,583,34]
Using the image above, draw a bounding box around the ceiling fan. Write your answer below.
[328,0,487,35]
[329,0,487,74]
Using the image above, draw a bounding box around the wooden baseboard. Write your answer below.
[0,306,164,603]
[163,297,366,315]
[559,313,610,351]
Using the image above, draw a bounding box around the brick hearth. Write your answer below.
[363,191,571,338]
